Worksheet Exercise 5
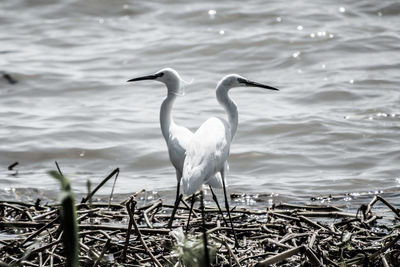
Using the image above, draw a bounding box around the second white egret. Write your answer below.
[182,74,279,247]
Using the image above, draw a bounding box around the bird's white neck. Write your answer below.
[160,92,177,141]
[216,84,238,139]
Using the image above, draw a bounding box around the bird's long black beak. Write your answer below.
[239,78,279,91]
[127,74,159,82]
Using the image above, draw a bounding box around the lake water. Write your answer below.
[1,0,399,207]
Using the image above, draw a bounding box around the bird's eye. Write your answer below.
[157,72,164,78]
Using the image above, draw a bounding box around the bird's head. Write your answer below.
[127,68,186,96]
[218,74,279,91]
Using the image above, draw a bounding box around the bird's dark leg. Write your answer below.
[209,185,228,227]
[200,189,211,267]
[221,169,240,248]
[168,174,182,228]
[185,193,196,233]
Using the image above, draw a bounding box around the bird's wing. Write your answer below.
[206,160,229,188]
[168,123,193,172]
[206,172,223,188]
[182,117,231,195]
[170,124,193,149]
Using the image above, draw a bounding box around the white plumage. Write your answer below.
[181,74,279,196]
[183,117,230,195]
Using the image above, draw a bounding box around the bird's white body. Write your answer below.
[182,117,230,195]
[182,76,239,195]
[161,91,224,188]
[182,74,278,196]
[166,121,192,174]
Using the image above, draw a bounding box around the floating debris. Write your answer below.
[1,71,18,84]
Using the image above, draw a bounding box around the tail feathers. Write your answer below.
[206,172,224,188]
[183,169,225,194]
[182,166,204,195]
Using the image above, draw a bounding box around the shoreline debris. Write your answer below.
[1,192,399,266]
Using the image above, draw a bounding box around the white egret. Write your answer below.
[182,74,279,247]
[127,68,226,228]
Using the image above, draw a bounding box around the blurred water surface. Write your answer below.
[1,0,399,206]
